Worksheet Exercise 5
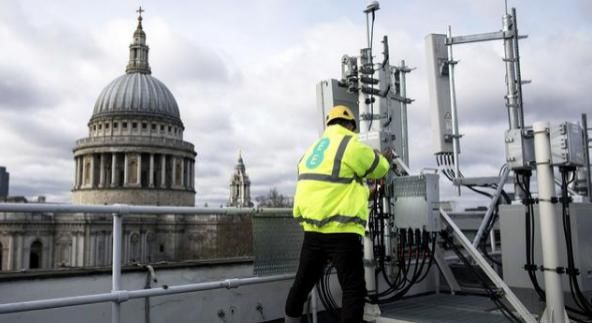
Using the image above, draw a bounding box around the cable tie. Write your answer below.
[520,198,537,205]
[523,264,538,271]
[565,267,580,276]
[559,196,573,204]
[538,266,566,274]
[537,197,558,204]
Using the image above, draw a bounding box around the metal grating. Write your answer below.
[380,294,510,323]
[392,175,427,198]
[252,214,304,276]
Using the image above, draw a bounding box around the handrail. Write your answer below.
[0,203,292,215]
[0,202,293,322]
[0,273,295,315]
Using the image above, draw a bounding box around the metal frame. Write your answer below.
[442,7,528,199]
[439,208,537,323]
[0,203,292,322]
[583,113,592,202]
[472,166,510,247]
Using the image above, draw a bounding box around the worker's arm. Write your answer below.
[344,138,390,180]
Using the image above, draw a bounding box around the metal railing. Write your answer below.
[0,203,294,323]
[583,113,592,202]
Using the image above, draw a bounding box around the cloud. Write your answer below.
[0,67,57,109]
[0,0,590,208]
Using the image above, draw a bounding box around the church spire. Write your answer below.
[126,6,152,74]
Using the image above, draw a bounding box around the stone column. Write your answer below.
[149,154,155,187]
[161,154,167,188]
[124,153,129,186]
[137,153,142,186]
[99,153,105,188]
[6,234,14,271]
[171,156,177,187]
[89,154,96,188]
[74,157,79,189]
[191,161,195,189]
[180,157,185,188]
[111,153,117,187]
[82,157,88,187]
[15,234,23,270]
[78,157,83,188]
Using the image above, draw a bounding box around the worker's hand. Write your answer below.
[379,148,395,163]
[368,178,384,200]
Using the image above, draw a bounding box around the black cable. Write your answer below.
[515,170,590,321]
[560,168,592,316]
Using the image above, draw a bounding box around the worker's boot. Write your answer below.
[284,315,300,323]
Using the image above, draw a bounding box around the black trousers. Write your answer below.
[285,232,366,323]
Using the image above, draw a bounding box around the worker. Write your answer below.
[285,105,391,323]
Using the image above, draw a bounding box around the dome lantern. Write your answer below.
[126,6,151,75]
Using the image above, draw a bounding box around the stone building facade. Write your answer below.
[0,11,252,272]
[72,11,196,206]
[228,153,253,207]
[0,211,251,271]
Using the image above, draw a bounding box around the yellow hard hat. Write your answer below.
[326,105,356,130]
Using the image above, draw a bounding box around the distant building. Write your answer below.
[228,152,253,207]
[0,167,8,199]
[0,12,251,272]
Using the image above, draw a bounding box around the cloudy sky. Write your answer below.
[0,0,590,206]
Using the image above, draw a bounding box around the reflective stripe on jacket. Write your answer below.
[293,125,390,236]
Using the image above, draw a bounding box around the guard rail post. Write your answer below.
[111,209,124,323]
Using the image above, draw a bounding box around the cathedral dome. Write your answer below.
[91,73,181,123]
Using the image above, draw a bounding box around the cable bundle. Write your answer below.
[366,182,437,304]
[516,170,591,322]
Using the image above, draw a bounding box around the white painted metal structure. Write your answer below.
[532,122,569,323]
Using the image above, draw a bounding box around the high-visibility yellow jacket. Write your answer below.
[293,125,390,236]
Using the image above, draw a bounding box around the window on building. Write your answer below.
[98,124,102,130]
[159,244,165,253]
[114,122,119,129]
[29,240,43,269]
[132,122,138,129]
[168,126,172,132]
[160,125,165,131]
[123,122,128,129]
[152,124,156,130]
[105,123,110,129]
[93,125,97,131]
[142,123,147,129]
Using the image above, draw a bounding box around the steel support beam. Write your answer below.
[472,166,510,247]
[439,208,537,323]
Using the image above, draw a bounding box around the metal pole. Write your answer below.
[399,59,410,166]
[311,288,318,323]
[446,26,461,195]
[112,213,123,323]
[503,13,520,130]
[511,8,525,129]
[532,121,568,323]
[582,113,592,202]
[472,166,510,247]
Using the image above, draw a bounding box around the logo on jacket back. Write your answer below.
[305,137,330,169]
